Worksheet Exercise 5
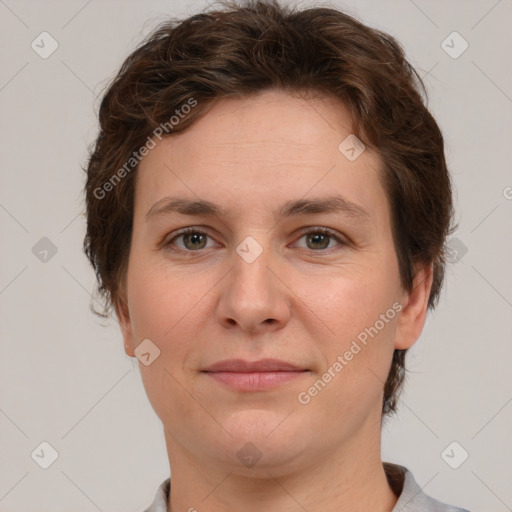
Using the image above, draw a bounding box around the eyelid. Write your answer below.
[162,226,219,250]
[162,225,349,253]
[291,226,348,250]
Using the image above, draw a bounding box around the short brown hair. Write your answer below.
[83,0,455,417]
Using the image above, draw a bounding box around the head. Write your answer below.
[83,0,454,472]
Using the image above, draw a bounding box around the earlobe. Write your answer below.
[394,263,434,350]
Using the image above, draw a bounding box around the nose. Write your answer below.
[215,240,291,334]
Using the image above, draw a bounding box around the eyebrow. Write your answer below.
[145,195,370,222]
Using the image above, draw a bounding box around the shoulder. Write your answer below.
[143,467,472,512]
[142,477,170,512]
[384,463,471,512]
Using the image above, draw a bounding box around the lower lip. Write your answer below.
[203,371,308,391]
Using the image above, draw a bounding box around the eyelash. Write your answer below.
[163,226,347,254]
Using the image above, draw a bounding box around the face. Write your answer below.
[117,89,431,477]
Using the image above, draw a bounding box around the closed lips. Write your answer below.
[202,359,308,373]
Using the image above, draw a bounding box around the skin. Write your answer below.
[116,89,433,512]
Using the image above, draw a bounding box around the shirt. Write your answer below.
[142,462,470,512]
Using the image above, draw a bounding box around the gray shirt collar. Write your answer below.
[143,463,470,512]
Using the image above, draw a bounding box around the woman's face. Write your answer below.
[118,89,430,476]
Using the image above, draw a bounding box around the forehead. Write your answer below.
[179,89,356,157]
[135,89,387,224]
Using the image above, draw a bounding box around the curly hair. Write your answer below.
[83,0,455,417]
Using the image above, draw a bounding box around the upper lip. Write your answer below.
[202,358,307,373]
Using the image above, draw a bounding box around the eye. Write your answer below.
[165,228,217,252]
[163,226,347,254]
[293,227,346,251]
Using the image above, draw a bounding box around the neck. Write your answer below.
[164,413,398,512]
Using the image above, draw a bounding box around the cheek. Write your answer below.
[126,253,199,339]
[125,253,215,390]
[321,268,397,333]
[314,268,400,383]
[299,284,399,425]
[125,258,203,423]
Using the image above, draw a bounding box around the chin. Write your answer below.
[204,411,314,474]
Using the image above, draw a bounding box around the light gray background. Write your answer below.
[1,0,511,511]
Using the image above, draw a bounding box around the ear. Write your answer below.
[394,262,434,350]
[114,293,135,358]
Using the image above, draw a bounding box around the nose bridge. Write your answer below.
[216,233,290,332]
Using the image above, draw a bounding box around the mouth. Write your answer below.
[201,358,310,392]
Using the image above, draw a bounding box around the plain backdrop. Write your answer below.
[1,0,511,511]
